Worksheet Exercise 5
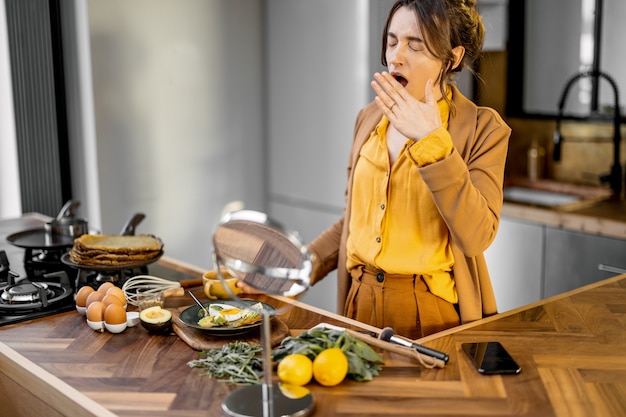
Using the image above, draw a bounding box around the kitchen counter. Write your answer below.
[502,198,626,240]
[500,176,626,240]
[1,215,626,416]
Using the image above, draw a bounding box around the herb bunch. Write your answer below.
[187,341,263,385]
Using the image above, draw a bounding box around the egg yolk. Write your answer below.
[221,308,241,317]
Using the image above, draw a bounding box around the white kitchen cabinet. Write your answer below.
[487,215,626,310]
[485,216,544,312]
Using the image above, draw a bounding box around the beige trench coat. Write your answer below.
[308,86,511,324]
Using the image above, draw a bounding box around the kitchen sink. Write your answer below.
[503,178,613,209]
[503,187,582,206]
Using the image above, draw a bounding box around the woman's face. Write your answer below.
[384,6,444,102]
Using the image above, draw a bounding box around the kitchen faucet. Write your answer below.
[553,70,623,199]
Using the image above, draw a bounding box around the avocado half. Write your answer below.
[139,306,172,333]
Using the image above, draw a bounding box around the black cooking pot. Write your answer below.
[44,200,88,238]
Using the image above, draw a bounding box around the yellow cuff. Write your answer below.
[407,127,453,167]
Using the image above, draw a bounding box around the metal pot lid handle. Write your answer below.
[51,200,81,224]
[120,213,146,235]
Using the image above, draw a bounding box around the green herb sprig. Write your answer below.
[187,341,263,385]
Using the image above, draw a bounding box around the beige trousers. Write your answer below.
[345,265,460,340]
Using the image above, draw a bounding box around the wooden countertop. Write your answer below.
[502,199,626,240]
[1,216,626,416]
[501,177,626,240]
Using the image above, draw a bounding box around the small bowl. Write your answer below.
[76,305,87,315]
[126,311,140,327]
[105,322,128,334]
[136,292,164,311]
[86,319,104,332]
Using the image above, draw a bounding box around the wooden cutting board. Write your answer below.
[170,307,289,351]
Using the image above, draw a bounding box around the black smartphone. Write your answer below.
[461,342,521,375]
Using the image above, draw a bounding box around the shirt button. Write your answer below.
[380,204,385,210]
[376,272,384,282]
[375,237,381,243]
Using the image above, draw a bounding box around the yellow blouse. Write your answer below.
[346,94,458,304]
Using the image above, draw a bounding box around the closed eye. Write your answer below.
[387,32,424,52]
[408,40,423,52]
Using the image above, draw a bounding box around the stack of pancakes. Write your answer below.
[69,234,163,266]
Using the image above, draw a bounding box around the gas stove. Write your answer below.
[0,247,155,326]
[0,215,171,326]
[0,250,76,326]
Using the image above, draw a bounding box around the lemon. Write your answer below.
[278,383,311,399]
[312,347,349,387]
[277,354,313,386]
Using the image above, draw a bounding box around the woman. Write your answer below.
[308,0,511,339]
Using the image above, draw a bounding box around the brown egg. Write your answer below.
[97,282,115,293]
[104,303,127,325]
[75,286,95,307]
[85,291,105,307]
[101,294,124,307]
[86,301,106,322]
[106,286,126,304]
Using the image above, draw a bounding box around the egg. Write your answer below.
[105,286,126,304]
[101,294,124,307]
[97,282,115,293]
[209,304,243,322]
[75,286,95,307]
[85,291,105,307]
[86,301,106,322]
[104,303,127,325]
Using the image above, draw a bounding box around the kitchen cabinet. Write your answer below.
[485,216,543,312]
[543,226,626,297]
[487,211,626,307]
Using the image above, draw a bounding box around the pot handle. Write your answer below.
[54,200,81,222]
[120,212,146,235]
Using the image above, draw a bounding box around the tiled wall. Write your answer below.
[480,51,626,187]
